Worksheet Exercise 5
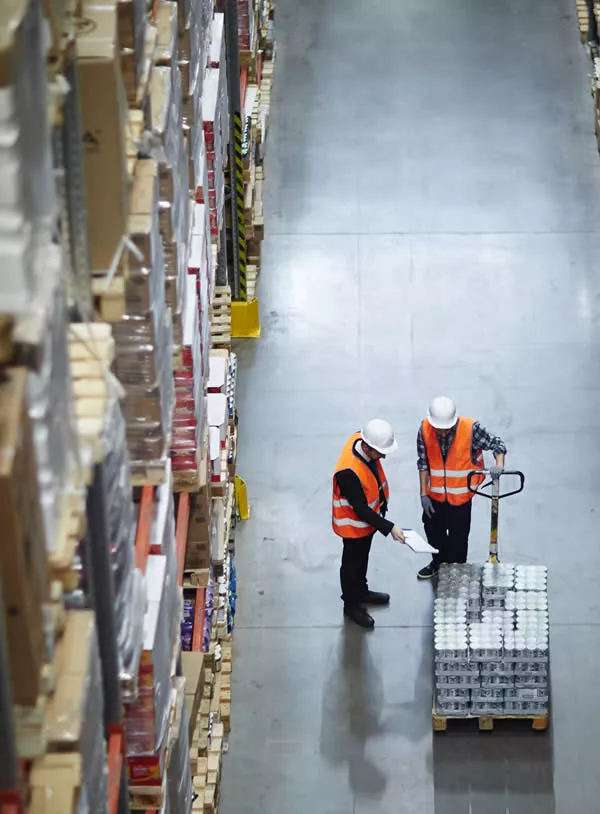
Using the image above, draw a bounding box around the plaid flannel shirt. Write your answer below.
[417,420,507,471]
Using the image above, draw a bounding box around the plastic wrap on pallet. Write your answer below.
[171,275,207,478]
[167,678,193,814]
[27,253,79,554]
[202,66,228,238]
[434,563,549,717]
[156,0,178,66]
[0,0,55,314]
[151,461,181,645]
[114,309,174,466]
[148,65,189,317]
[99,398,145,698]
[125,555,177,757]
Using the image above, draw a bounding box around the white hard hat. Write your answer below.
[361,419,398,455]
[427,396,458,430]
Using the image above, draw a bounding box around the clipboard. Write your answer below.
[402,529,439,554]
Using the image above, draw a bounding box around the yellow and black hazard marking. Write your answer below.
[233,111,247,301]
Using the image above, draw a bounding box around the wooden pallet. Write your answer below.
[432,708,549,732]
[246,265,259,299]
[210,288,232,349]
[129,775,166,811]
[130,456,170,486]
[48,489,87,590]
[183,568,210,589]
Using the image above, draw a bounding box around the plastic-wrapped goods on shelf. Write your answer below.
[126,554,179,784]
[26,255,79,557]
[171,275,208,486]
[202,66,229,239]
[151,461,182,646]
[167,678,193,814]
[101,398,145,699]
[183,0,212,108]
[42,611,108,814]
[190,120,209,215]
[112,309,174,467]
[149,66,190,318]
[188,202,212,377]
[77,2,130,274]
[0,0,55,314]
[156,1,178,69]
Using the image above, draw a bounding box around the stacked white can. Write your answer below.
[434,564,549,717]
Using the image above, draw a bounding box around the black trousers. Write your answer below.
[423,500,472,569]
[340,533,374,608]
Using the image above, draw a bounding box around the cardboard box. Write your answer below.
[182,652,204,742]
[78,4,129,272]
[46,611,95,749]
[131,159,158,216]
[29,753,81,814]
[0,368,48,705]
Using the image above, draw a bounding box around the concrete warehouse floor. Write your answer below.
[222,0,600,810]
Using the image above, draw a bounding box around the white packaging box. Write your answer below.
[209,13,225,67]
[209,425,221,480]
[207,392,227,446]
[208,355,227,394]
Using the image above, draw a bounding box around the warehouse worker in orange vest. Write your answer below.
[417,397,507,580]
[333,419,406,629]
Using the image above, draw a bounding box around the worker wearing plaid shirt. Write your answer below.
[416,397,507,580]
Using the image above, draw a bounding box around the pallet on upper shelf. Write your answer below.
[210,286,232,350]
[246,264,259,299]
[173,424,210,493]
[576,0,590,42]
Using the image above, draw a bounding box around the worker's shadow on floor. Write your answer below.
[319,626,388,799]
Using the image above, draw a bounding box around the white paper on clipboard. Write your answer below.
[402,529,439,554]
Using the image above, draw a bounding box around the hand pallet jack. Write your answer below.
[467,469,525,561]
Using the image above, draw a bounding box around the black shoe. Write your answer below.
[417,562,438,580]
[344,606,375,629]
[361,590,390,606]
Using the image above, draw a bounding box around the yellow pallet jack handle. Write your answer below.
[467,470,525,562]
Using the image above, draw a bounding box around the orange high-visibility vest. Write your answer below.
[332,432,390,538]
[422,417,484,506]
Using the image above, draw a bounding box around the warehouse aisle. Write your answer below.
[222,0,600,811]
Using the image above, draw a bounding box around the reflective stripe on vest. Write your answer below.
[422,417,484,507]
[332,433,390,539]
